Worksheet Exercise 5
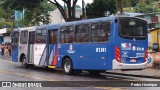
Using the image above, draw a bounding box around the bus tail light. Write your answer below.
[115,46,121,63]
[144,49,148,62]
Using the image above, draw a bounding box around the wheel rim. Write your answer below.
[64,61,71,73]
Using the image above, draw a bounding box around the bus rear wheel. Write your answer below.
[22,57,28,68]
[62,58,73,75]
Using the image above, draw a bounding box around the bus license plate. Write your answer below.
[130,59,136,62]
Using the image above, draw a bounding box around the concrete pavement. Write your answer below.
[1,57,160,79]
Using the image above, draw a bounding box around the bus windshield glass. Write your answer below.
[119,18,147,39]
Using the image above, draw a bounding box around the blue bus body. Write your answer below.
[12,16,148,74]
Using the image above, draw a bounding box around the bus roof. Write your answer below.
[13,16,146,31]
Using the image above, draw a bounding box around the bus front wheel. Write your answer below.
[22,57,28,68]
[62,58,73,75]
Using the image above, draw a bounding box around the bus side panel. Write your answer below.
[58,44,112,70]
[12,47,18,62]
[48,44,58,66]
[77,44,109,70]
[107,21,116,70]
[48,44,54,65]
[34,44,46,66]
[58,44,81,69]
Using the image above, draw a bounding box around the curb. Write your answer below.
[105,72,160,79]
[0,57,11,61]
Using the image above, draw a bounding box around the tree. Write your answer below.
[122,0,139,8]
[130,0,139,7]
[0,20,12,29]
[0,0,14,21]
[86,0,117,18]
[48,0,78,21]
[1,0,56,27]
[134,0,160,13]
[0,7,5,19]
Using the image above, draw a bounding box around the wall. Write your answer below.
[149,29,160,51]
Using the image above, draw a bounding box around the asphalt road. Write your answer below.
[0,58,160,90]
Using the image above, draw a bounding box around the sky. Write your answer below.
[51,0,93,7]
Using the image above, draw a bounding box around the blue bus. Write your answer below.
[11,16,148,75]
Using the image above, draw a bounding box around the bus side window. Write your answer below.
[12,31,19,49]
[101,22,111,42]
[20,31,28,44]
[75,24,89,43]
[29,32,35,44]
[60,26,74,43]
[49,30,58,44]
[67,26,74,43]
[36,29,46,44]
[91,23,101,42]
[60,27,66,43]
[91,22,110,42]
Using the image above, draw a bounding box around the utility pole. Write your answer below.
[118,0,123,15]
[82,0,86,19]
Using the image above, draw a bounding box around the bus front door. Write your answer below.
[28,31,35,64]
[48,30,58,66]
[34,29,47,66]
[12,31,19,62]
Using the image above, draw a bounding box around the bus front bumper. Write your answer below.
[112,59,147,70]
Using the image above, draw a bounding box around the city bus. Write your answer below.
[11,16,148,75]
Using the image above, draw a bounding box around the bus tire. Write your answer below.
[22,56,28,68]
[62,58,73,75]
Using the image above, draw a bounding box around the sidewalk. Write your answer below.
[0,56,11,61]
[106,68,160,78]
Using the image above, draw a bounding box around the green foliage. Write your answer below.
[134,0,159,13]
[34,2,51,25]
[1,0,56,27]
[123,8,135,12]
[0,7,5,18]
[0,20,12,29]
[86,0,117,18]
[130,0,139,7]
[122,0,139,7]
[0,0,14,21]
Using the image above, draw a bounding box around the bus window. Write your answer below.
[91,23,100,42]
[36,29,46,44]
[49,30,58,44]
[119,18,147,39]
[29,32,35,44]
[20,31,28,44]
[91,22,111,42]
[101,22,111,42]
[75,24,89,43]
[12,31,19,49]
[60,26,74,43]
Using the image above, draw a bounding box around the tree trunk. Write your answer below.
[66,0,72,21]
[71,0,78,21]
[48,0,67,21]
[48,0,78,22]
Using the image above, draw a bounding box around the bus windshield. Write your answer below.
[119,18,147,40]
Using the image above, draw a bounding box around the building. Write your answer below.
[0,28,12,44]
[136,13,160,52]
[50,8,82,24]
[137,13,160,30]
